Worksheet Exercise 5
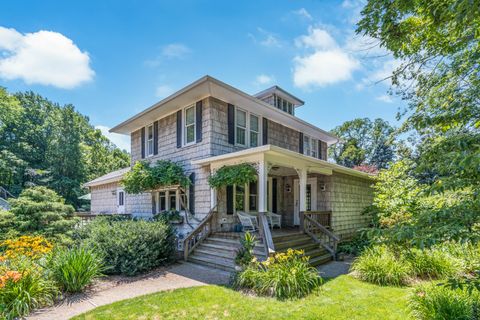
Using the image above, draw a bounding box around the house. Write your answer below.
[84,75,374,270]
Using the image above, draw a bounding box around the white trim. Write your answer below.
[234,106,262,148]
[146,123,154,157]
[183,104,196,146]
[117,188,125,214]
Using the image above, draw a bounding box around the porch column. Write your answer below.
[258,160,268,213]
[298,167,307,213]
[210,187,217,209]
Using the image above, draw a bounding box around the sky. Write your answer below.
[0,0,404,151]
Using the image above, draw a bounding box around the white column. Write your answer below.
[298,168,307,212]
[210,187,217,209]
[258,160,268,212]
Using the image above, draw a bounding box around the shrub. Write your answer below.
[80,218,175,276]
[0,260,58,320]
[409,284,478,320]
[442,241,480,274]
[234,249,322,300]
[403,248,458,280]
[48,246,104,293]
[352,245,411,286]
[235,232,256,267]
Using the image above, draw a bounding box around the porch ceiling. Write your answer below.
[191,145,374,180]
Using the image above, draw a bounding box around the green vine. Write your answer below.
[122,160,191,194]
[208,163,257,188]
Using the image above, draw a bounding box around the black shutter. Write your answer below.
[227,104,235,145]
[299,132,304,154]
[318,140,322,160]
[226,185,234,215]
[152,193,157,215]
[262,118,268,145]
[141,127,145,158]
[196,100,203,143]
[189,172,195,215]
[153,121,159,155]
[176,110,182,148]
[272,178,277,213]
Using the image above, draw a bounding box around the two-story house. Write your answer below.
[84,76,373,270]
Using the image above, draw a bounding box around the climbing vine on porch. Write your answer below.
[208,163,257,188]
[122,160,191,194]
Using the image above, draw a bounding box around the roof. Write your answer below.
[192,144,375,180]
[253,85,305,107]
[83,167,130,188]
[109,75,339,145]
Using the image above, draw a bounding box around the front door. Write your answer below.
[117,188,125,214]
[293,178,317,225]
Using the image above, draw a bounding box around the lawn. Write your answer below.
[73,275,413,320]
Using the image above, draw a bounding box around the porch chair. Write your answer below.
[236,211,258,232]
[266,212,282,229]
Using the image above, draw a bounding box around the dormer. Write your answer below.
[253,86,304,116]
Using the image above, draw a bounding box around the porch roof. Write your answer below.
[192,145,374,180]
[83,167,130,188]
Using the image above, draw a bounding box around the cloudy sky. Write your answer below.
[0,0,403,151]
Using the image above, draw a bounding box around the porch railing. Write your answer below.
[258,211,275,256]
[301,211,339,259]
[302,211,332,228]
[183,205,217,261]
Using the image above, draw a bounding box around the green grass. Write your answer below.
[73,275,412,320]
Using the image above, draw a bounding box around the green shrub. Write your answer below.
[403,248,458,280]
[80,218,175,276]
[0,260,58,320]
[235,232,256,267]
[409,284,478,320]
[337,232,371,255]
[234,249,322,300]
[48,246,104,293]
[442,241,480,274]
[352,245,411,286]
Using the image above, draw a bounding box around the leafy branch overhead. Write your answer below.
[121,160,191,194]
[208,163,257,188]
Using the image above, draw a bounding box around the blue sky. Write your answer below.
[0,0,404,151]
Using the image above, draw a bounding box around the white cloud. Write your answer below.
[95,125,131,152]
[155,84,174,98]
[161,43,191,59]
[249,28,282,48]
[254,74,275,86]
[293,8,313,20]
[293,27,360,89]
[376,94,394,103]
[0,26,94,89]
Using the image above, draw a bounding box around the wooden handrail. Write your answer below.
[258,211,275,256]
[303,213,339,258]
[303,211,332,228]
[183,205,217,261]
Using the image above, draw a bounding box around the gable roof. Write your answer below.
[83,167,130,188]
[110,75,339,145]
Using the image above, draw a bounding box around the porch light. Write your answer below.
[111,190,117,196]
[285,184,291,192]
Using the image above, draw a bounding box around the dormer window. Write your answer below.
[254,86,303,116]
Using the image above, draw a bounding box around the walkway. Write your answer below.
[28,262,231,320]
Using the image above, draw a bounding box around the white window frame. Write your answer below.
[303,135,318,158]
[146,124,154,157]
[183,104,196,146]
[249,114,260,148]
[234,107,262,148]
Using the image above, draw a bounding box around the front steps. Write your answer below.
[187,231,333,271]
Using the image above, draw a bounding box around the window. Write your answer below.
[235,107,261,147]
[118,191,124,206]
[303,135,318,158]
[168,191,177,211]
[184,105,196,145]
[235,109,247,145]
[273,95,294,115]
[306,184,312,211]
[159,191,166,211]
[146,124,154,156]
[235,185,245,211]
[287,102,293,115]
[250,114,259,147]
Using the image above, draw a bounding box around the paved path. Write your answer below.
[317,256,354,278]
[28,262,231,320]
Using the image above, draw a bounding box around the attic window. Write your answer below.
[274,96,294,115]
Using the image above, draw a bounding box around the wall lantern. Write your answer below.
[285,184,291,193]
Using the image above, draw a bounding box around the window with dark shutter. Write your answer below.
[176,110,182,148]
[189,172,195,215]
[196,101,203,143]
[153,121,159,155]
[262,118,268,145]
[141,127,146,158]
[299,132,304,154]
[227,104,235,145]
[226,185,234,214]
[318,140,322,159]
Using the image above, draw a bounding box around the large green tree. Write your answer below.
[330,118,396,169]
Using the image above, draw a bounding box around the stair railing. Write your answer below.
[183,205,217,261]
[258,211,275,256]
[301,211,339,259]
[0,186,14,200]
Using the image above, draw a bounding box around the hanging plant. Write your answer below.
[122,160,190,194]
[208,163,257,188]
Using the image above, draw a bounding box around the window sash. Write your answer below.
[235,109,247,146]
[184,105,196,145]
[249,114,259,147]
[146,125,154,156]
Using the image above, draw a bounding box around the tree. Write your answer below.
[330,118,396,169]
